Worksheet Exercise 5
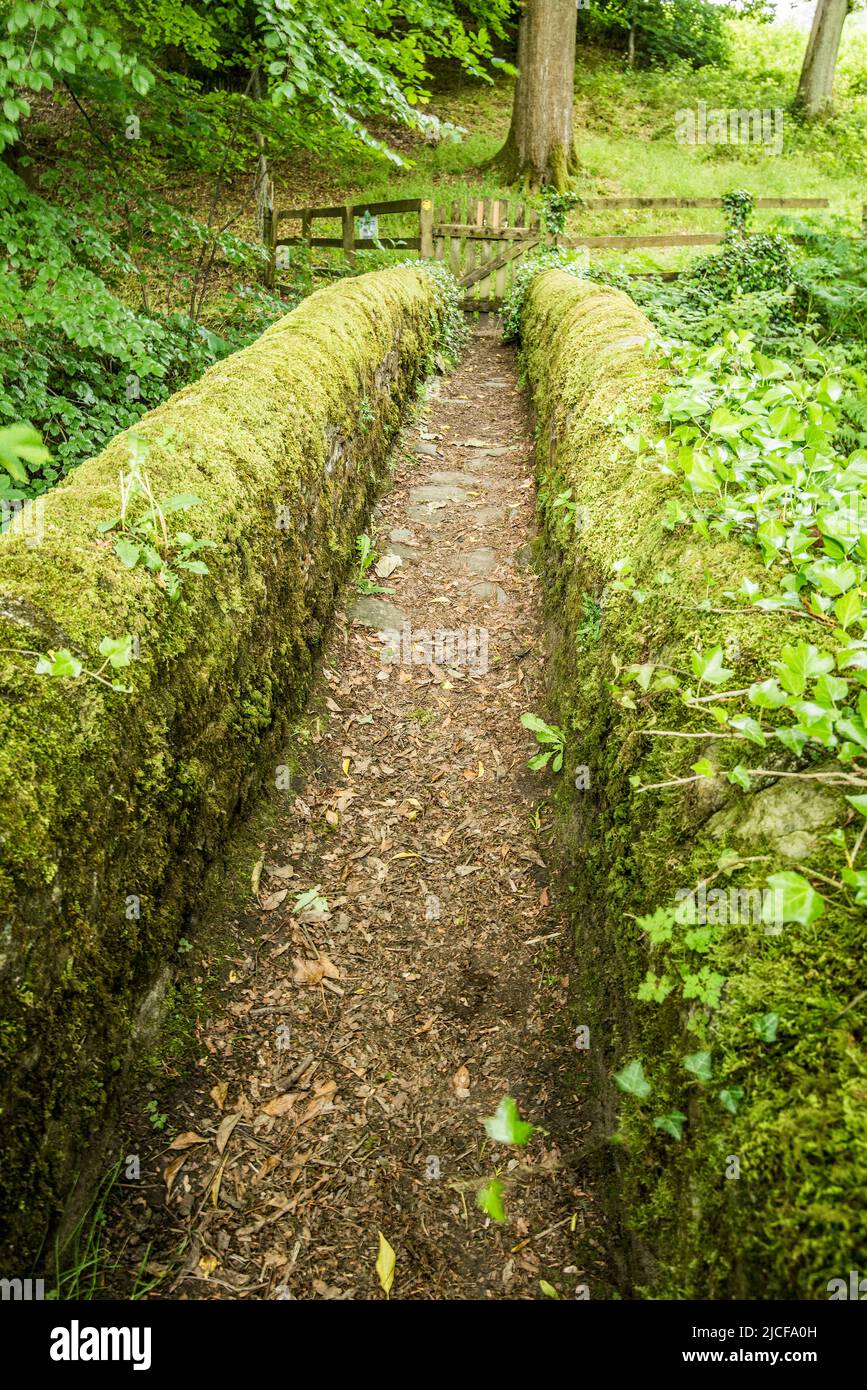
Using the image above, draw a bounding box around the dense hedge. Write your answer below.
[522,270,867,1299]
[0,266,444,1266]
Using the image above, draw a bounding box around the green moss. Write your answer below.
[0,266,444,1268]
[523,270,867,1299]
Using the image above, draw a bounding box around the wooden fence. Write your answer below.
[264,192,839,311]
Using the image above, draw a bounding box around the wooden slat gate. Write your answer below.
[432,197,542,313]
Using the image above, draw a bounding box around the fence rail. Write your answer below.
[263,190,845,310]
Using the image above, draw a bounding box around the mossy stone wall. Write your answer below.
[0,267,442,1266]
[522,270,867,1299]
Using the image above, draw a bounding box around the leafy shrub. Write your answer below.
[578,0,729,70]
[0,164,283,497]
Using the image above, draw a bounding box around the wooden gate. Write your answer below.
[432,198,541,312]
[264,192,839,311]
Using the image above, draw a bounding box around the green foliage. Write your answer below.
[475,1096,535,1225]
[483,1096,536,1146]
[615,1058,652,1100]
[0,164,266,493]
[404,259,468,368]
[0,1,151,153]
[577,0,729,70]
[0,422,49,486]
[520,712,566,773]
[354,533,391,595]
[96,438,216,601]
[502,249,587,342]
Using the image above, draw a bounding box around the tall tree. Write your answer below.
[795,0,851,117]
[494,0,578,191]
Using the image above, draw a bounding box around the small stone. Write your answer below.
[409,483,467,506]
[350,597,407,630]
[461,548,497,575]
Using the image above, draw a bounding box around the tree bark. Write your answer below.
[794,0,850,117]
[493,0,578,191]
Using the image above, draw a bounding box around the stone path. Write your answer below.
[103,332,608,1301]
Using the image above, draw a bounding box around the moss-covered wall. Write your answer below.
[522,270,867,1299]
[0,267,443,1266]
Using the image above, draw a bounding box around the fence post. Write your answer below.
[342,205,356,268]
[262,179,276,288]
[420,199,434,259]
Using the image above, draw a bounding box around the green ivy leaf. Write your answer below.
[614,1059,652,1101]
[719,1086,744,1115]
[691,646,733,686]
[483,1097,535,1147]
[683,1050,713,1083]
[653,1111,687,1140]
[476,1179,506,1223]
[35,648,83,679]
[764,871,824,925]
[751,1011,779,1042]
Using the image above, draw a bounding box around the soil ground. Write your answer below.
[102,331,610,1301]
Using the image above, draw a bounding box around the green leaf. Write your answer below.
[614,1059,651,1101]
[483,1096,535,1147]
[160,493,201,513]
[719,1086,744,1115]
[845,795,867,818]
[653,1111,687,1140]
[727,764,751,790]
[728,715,766,747]
[114,538,141,569]
[764,871,824,925]
[773,642,835,697]
[748,679,787,709]
[476,1179,506,1223]
[834,590,863,632]
[98,634,134,669]
[691,758,715,779]
[527,750,553,771]
[683,1050,713,1083]
[637,907,675,944]
[691,645,733,687]
[637,971,674,1003]
[36,648,83,679]
[539,1280,561,1299]
[751,1011,779,1042]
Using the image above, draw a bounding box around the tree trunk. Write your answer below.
[794,0,849,117]
[493,0,578,191]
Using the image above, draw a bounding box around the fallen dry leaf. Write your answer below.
[210,1081,228,1110]
[293,954,340,987]
[261,888,289,911]
[163,1154,187,1199]
[374,553,402,579]
[168,1131,209,1151]
[452,1064,471,1098]
[261,1092,300,1117]
[215,1111,242,1154]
